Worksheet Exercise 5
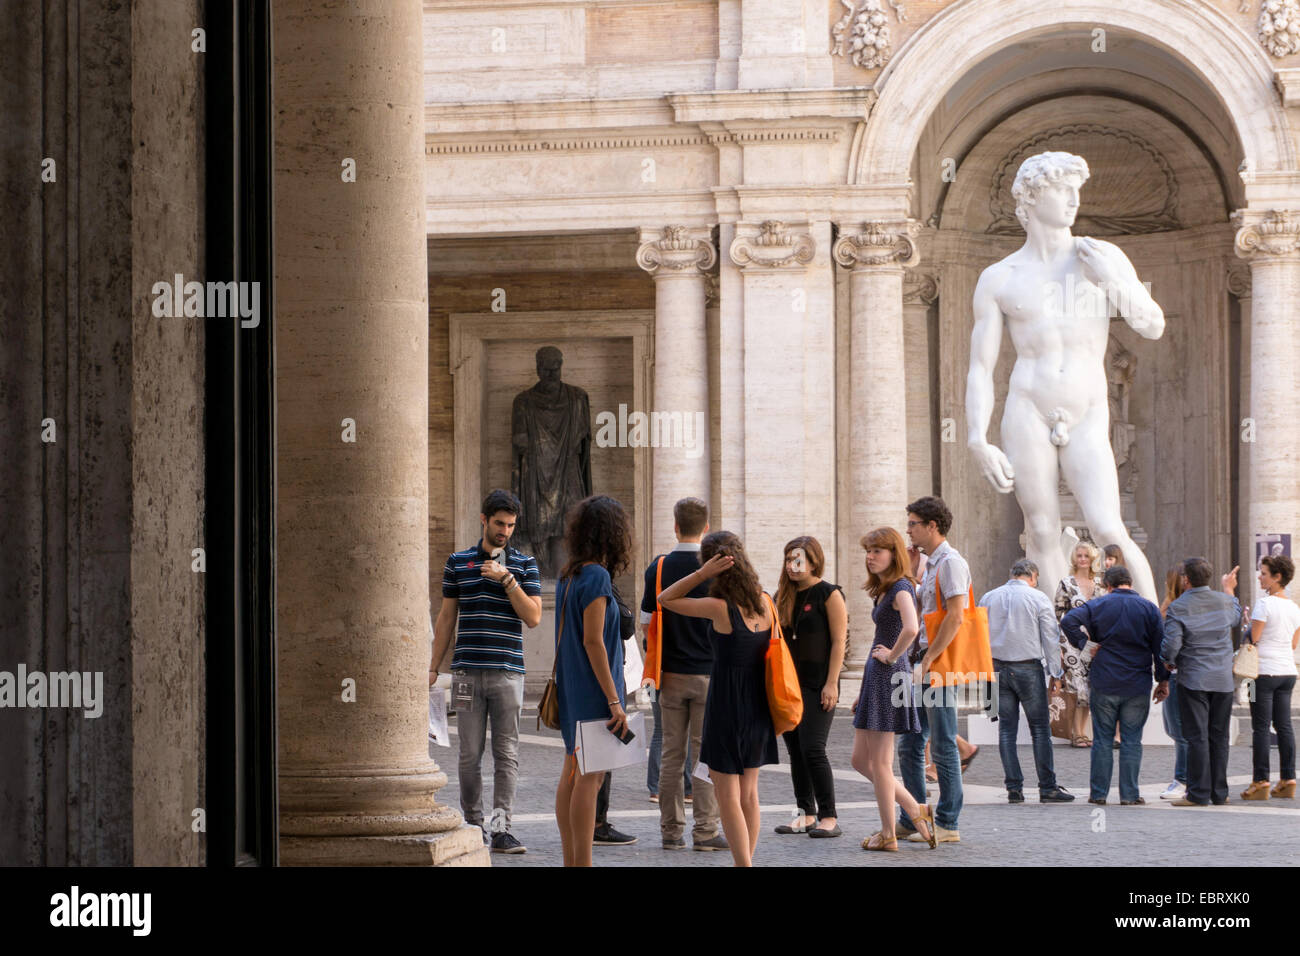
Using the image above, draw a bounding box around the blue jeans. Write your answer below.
[993,659,1058,794]
[1090,691,1149,803]
[897,683,963,830]
[646,693,692,797]
[1162,676,1187,785]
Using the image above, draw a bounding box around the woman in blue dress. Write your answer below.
[553,494,633,867]
[658,531,778,867]
[849,527,936,851]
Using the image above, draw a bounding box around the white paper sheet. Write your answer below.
[575,711,647,775]
[622,637,643,694]
[428,686,449,748]
[693,759,711,782]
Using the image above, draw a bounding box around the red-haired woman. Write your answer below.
[849,527,936,851]
[658,531,779,866]
[772,536,847,837]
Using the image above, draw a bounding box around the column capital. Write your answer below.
[1233,209,1300,261]
[1227,265,1252,298]
[636,225,717,276]
[833,220,921,270]
[903,271,939,305]
[728,220,816,270]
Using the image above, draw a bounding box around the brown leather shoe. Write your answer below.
[1272,779,1297,799]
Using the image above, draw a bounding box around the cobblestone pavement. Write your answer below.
[435,701,1300,867]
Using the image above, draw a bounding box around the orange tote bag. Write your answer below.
[763,593,804,734]
[641,557,665,690]
[922,579,994,687]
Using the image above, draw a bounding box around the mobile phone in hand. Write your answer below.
[606,718,635,745]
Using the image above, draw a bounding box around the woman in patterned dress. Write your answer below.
[1055,541,1103,748]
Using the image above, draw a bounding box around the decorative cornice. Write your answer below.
[427,128,840,156]
[636,226,717,276]
[833,220,921,269]
[427,133,710,155]
[729,221,816,270]
[704,128,840,146]
[1233,209,1300,259]
[903,271,940,304]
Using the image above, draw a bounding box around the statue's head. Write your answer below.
[1011,151,1090,232]
[535,346,563,386]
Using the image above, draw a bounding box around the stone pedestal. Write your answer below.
[637,226,716,554]
[274,0,485,866]
[1235,210,1300,594]
[833,221,920,675]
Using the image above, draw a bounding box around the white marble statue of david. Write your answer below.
[965,151,1164,602]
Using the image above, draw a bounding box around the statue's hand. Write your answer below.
[969,441,1015,494]
[1076,237,1122,288]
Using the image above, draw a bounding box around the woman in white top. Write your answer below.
[1241,555,1300,800]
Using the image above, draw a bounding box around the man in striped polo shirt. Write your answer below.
[430,489,542,853]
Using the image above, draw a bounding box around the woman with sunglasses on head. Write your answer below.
[658,531,779,866]
[772,536,847,838]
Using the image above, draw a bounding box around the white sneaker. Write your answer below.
[1159,781,1186,800]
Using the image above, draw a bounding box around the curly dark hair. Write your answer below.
[700,531,765,620]
[906,495,952,537]
[560,495,633,580]
[1261,554,1296,588]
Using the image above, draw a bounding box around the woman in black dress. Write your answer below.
[658,531,778,867]
[849,527,935,851]
[773,535,847,837]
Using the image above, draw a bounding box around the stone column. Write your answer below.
[274,0,484,866]
[833,221,921,676]
[637,226,716,553]
[728,220,835,589]
[1234,209,1300,598]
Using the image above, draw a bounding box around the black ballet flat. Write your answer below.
[808,824,842,838]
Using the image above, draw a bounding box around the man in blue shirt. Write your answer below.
[979,559,1073,804]
[430,489,542,853]
[1161,557,1240,807]
[1061,565,1169,805]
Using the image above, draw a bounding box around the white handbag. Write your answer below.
[1232,640,1259,680]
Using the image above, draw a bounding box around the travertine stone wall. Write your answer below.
[0,0,206,866]
[130,0,207,867]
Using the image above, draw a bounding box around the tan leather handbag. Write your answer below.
[537,579,569,730]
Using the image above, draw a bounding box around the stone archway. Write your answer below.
[855,0,1296,190]
[851,0,1300,599]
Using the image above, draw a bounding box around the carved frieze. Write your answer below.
[1259,0,1300,58]
[830,0,894,70]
